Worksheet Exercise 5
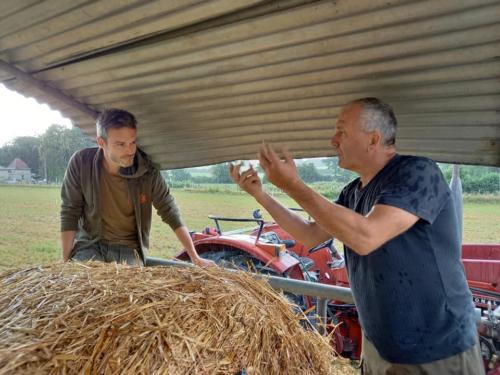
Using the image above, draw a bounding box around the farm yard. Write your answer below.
[0,184,498,272]
[1,1,500,373]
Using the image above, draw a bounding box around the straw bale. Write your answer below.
[0,262,355,374]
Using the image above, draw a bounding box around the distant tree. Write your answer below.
[171,169,192,182]
[322,157,356,184]
[461,172,499,194]
[192,175,214,184]
[39,125,94,182]
[297,162,324,183]
[211,163,232,183]
[0,136,40,176]
[439,164,500,194]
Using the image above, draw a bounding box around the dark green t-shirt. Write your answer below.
[336,155,476,364]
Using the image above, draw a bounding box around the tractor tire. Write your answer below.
[200,247,308,312]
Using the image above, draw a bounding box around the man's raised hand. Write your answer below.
[258,142,301,191]
[229,162,263,198]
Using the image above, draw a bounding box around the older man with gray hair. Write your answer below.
[230,98,482,374]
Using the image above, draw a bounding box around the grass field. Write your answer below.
[0,185,499,271]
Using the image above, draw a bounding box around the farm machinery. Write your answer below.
[175,210,500,374]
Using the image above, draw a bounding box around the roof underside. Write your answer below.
[1,0,499,169]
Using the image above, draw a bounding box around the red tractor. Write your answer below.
[175,210,500,374]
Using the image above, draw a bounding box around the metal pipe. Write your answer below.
[146,257,354,303]
[450,164,463,240]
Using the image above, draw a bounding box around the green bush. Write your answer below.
[461,173,499,194]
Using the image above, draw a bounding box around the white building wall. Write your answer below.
[0,169,8,182]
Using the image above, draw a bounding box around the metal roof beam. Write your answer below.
[0,59,98,120]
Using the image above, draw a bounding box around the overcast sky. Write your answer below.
[0,84,72,147]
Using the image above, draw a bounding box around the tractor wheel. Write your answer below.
[200,247,308,312]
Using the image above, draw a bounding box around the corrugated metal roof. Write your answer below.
[1,0,499,168]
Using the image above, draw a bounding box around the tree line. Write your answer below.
[0,125,94,183]
[163,161,337,186]
[164,159,499,195]
[1,125,498,194]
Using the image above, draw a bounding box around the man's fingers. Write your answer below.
[236,167,256,185]
[282,147,294,165]
[260,141,281,170]
[241,174,260,187]
[258,147,269,171]
[229,162,241,180]
[260,141,268,156]
[241,168,256,181]
[259,142,270,164]
[265,142,280,164]
[259,154,269,174]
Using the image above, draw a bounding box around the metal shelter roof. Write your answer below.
[1,0,499,169]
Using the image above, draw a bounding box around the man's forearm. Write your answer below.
[61,231,76,261]
[254,191,331,249]
[283,181,373,253]
[174,226,200,261]
[285,180,419,255]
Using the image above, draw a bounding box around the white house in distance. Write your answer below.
[0,158,32,183]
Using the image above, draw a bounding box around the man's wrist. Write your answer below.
[283,177,306,197]
[254,190,270,205]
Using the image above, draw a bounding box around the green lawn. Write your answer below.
[0,185,498,271]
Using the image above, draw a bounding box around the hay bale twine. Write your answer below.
[0,262,354,374]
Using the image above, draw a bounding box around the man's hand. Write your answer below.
[258,142,302,192]
[192,256,217,268]
[229,162,263,198]
[174,226,217,267]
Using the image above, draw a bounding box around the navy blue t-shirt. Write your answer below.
[336,155,477,364]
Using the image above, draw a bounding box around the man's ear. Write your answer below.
[370,131,381,146]
[96,136,106,148]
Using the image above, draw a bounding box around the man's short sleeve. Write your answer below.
[376,157,450,224]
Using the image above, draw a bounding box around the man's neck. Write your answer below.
[358,149,397,187]
[102,156,120,176]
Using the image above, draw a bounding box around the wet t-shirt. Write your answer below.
[336,155,476,364]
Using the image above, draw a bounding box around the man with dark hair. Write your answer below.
[230,98,482,374]
[61,108,215,267]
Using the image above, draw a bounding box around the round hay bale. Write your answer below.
[0,262,354,374]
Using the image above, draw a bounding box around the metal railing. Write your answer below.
[146,257,355,334]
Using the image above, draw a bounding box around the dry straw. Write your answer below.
[0,262,354,374]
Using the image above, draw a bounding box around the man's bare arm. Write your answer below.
[61,230,76,262]
[259,144,419,255]
[174,225,216,267]
[285,181,418,255]
[254,191,332,248]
